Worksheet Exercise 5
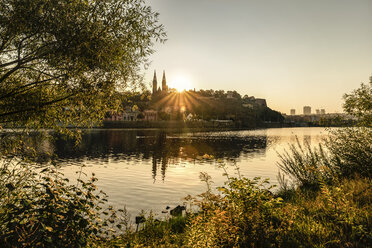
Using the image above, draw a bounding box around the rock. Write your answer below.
[170,205,186,216]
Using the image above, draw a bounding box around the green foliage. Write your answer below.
[134,214,186,247]
[328,127,372,178]
[277,177,372,248]
[343,76,372,127]
[99,214,186,248]
[95,173,371,248]
[0,1,165,246]
[0,0,165,131]
[0,165,127,247]
[185,175,283,247]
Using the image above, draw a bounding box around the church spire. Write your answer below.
[152,70,157,94]
[162,70,167,92]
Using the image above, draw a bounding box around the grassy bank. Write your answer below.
[93,175,371,248]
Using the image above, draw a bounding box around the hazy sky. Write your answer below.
[144,0,372,114]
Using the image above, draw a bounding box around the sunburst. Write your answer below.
[169,76,192,92]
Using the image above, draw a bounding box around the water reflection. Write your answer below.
[54,129,268,181]
[4,128,328,218]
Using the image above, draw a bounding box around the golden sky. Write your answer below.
[145,0,372,114]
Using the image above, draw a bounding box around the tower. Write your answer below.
[303,106,311,115]
[162,70,167,92]
[152,70,157,94]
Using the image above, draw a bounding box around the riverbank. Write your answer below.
[95,176,371,248]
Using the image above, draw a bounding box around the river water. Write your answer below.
[54,127,329,218]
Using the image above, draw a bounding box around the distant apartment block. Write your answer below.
[316,109,320,114]
[321,109,326,115]
[290,109,296,115]
[303,106,311,115]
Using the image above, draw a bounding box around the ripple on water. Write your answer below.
[57,127,329,219]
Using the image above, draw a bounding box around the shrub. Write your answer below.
[185,175,283,247]
[0,164,125,248]
[277,137,335,188]
[184,174,372,248]
[103,213,187,248]
[328,127,372,178]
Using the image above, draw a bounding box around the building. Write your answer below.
[161,70,168,92]
[105,107,139,122]
[303,106,311,115]
[144,110,158,121]
[290,109,296,115]
[316,109,320,114]
[152,70,157,94]
[152,70,168,95]
[321,109,326,115]
[255,98,267,107]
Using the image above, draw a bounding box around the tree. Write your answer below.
[343,76,372,126]
[0,1,165,246]
[0,0,165,132]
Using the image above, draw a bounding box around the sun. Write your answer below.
[169,75,192,92]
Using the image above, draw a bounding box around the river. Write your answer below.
[53,127,329,218]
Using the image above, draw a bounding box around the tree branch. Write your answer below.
[0,78,58,100]
[0,93,75,119]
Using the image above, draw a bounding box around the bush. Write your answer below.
[183,174,372,248]
[101,213,187,248]
[185,176,283,247]
[0,164,125,248]
[328,127,372,178]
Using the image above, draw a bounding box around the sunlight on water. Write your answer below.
[57,127,329,218]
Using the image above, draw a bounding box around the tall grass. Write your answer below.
[277,127,371,189]
[277,137,334,188]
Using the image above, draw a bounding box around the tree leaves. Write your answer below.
[343,76,372,127]
[0,0,166,133]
